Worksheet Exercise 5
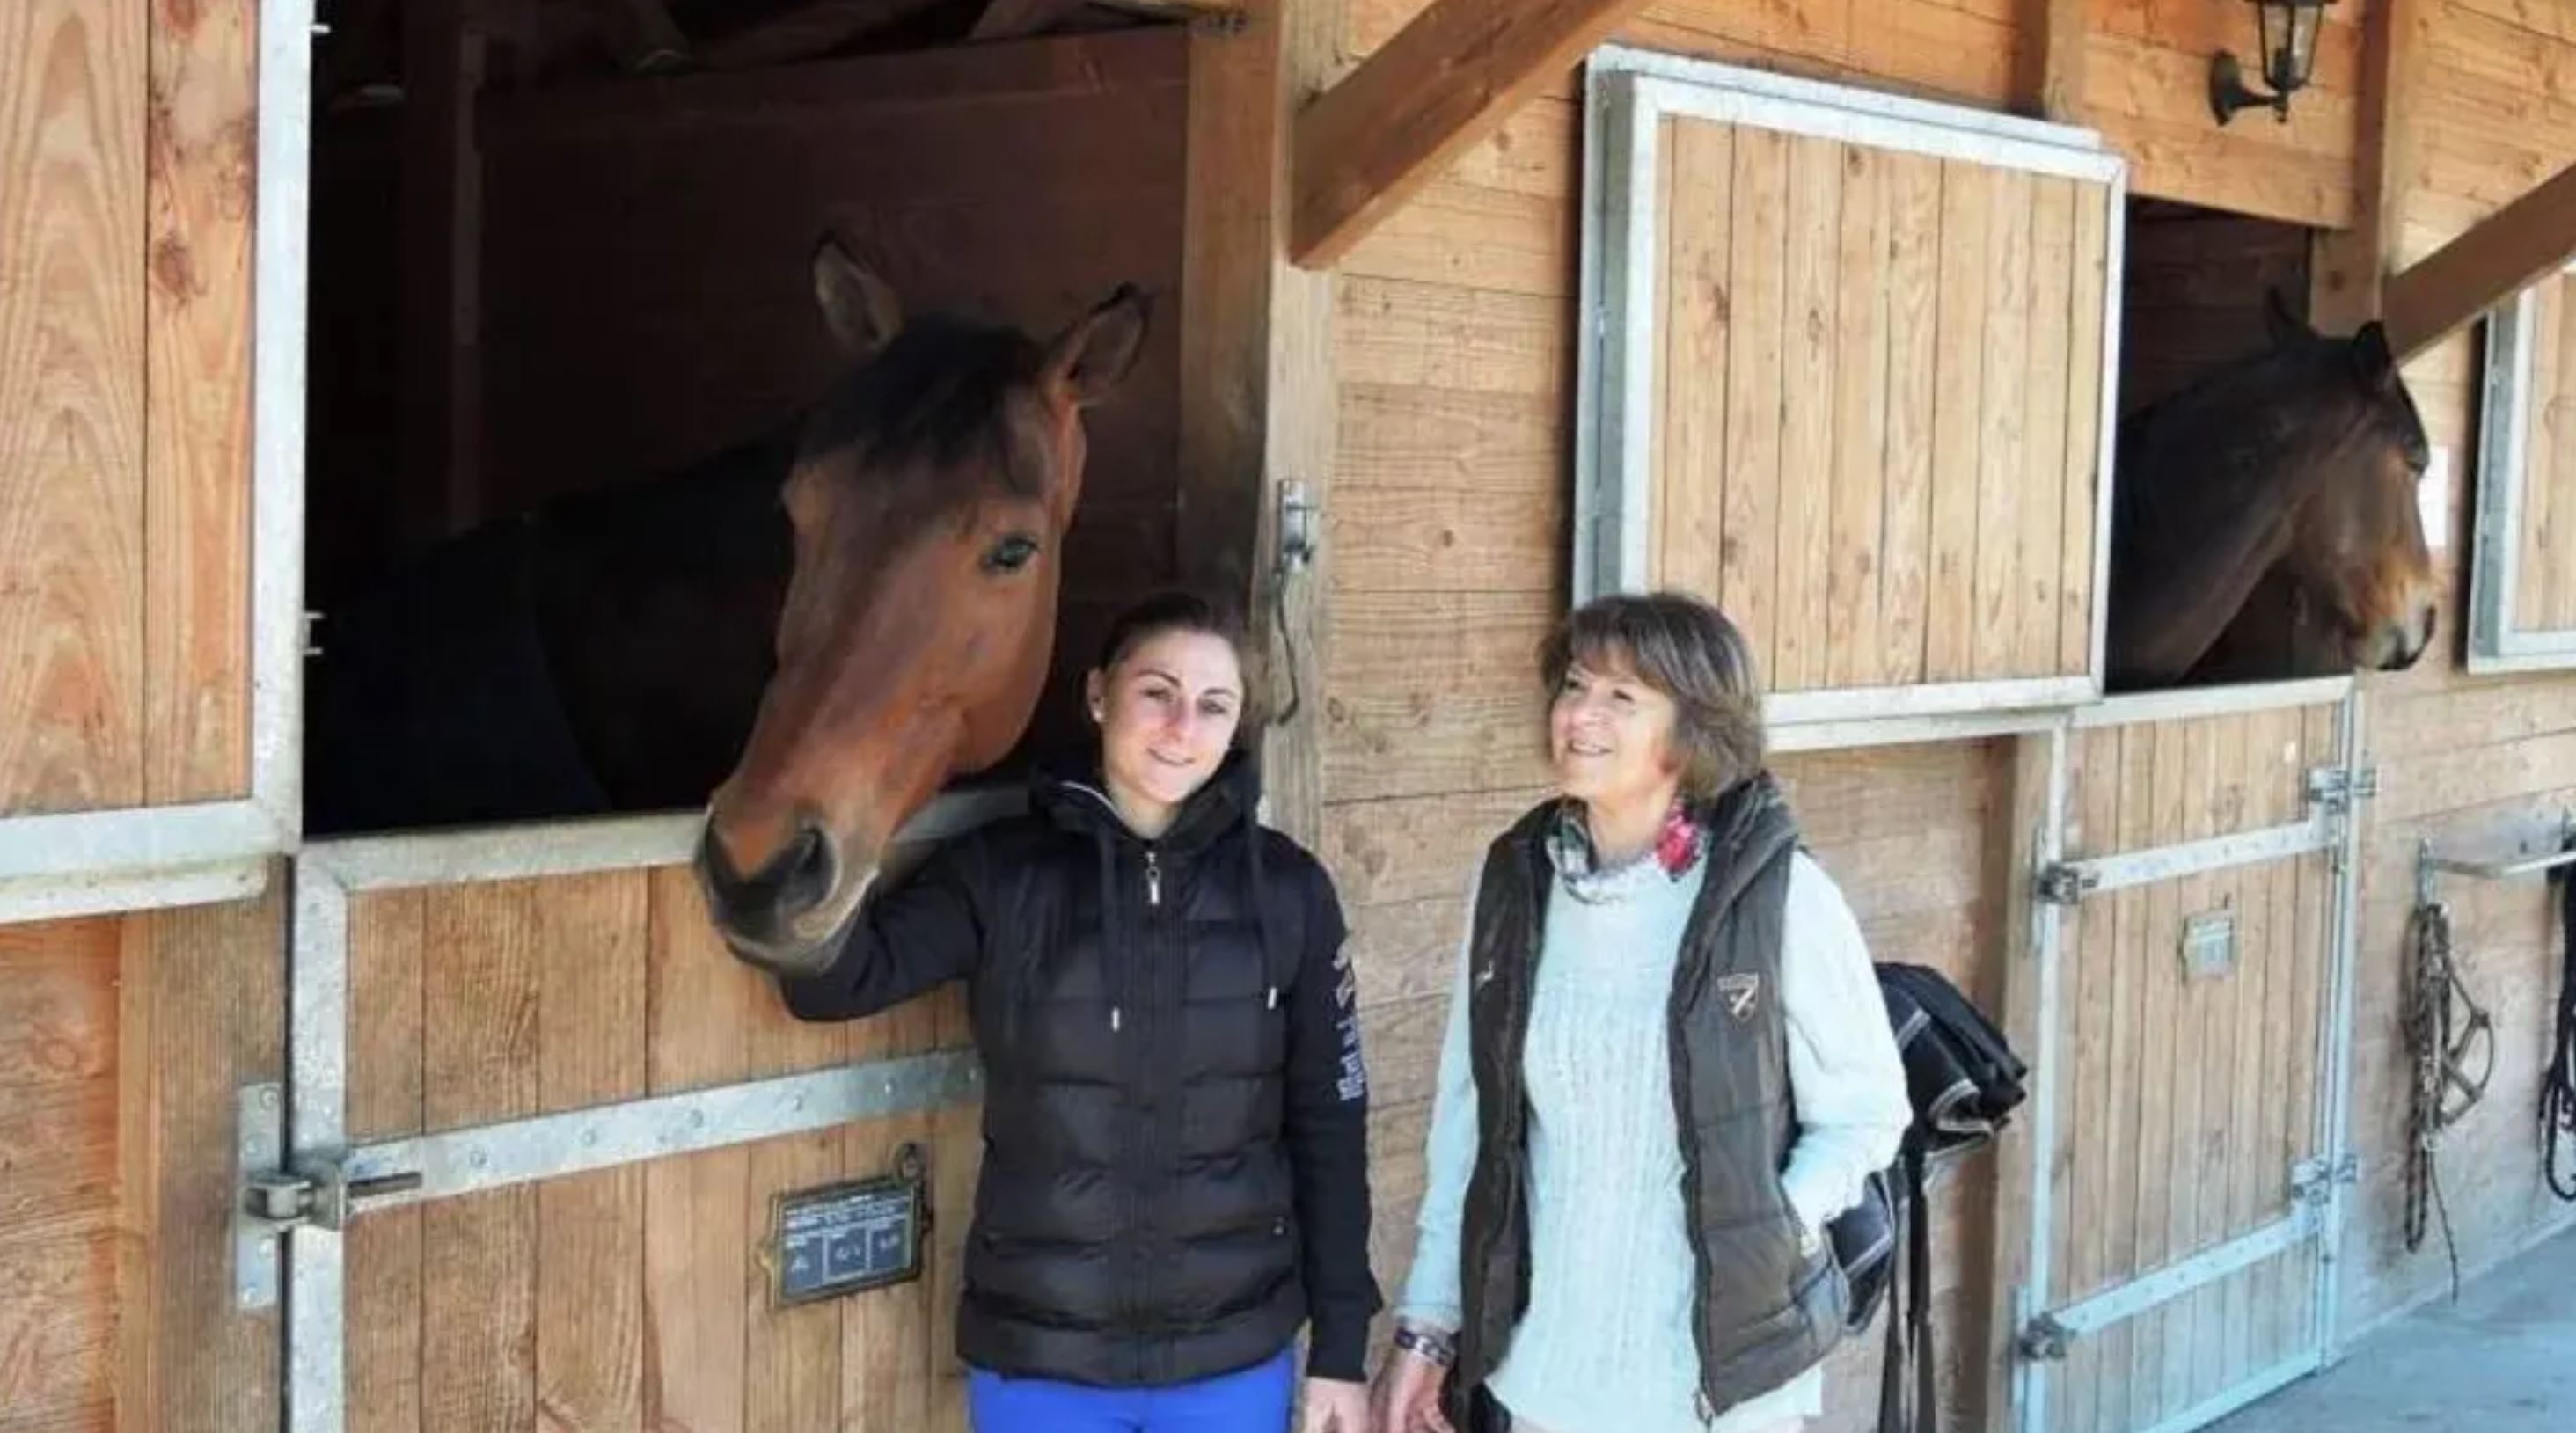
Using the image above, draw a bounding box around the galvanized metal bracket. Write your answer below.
[234,1083,288,1310]
[2304,764,2380,810]
[1276,479,1318,575]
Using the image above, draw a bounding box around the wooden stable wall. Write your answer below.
[335,868,977,1433]
[2117,201,2312,417]
[2331,0,2576,1334]
[0,896,282,1433]
[0,0,256,816]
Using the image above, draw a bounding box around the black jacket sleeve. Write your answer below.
[775,836,986,1022]
[1280,851,1382,1381]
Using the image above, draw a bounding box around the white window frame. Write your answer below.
[0,0,314,922]
[2466,261,2576,674]
[1572,45,2127,737]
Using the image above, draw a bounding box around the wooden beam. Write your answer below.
[1288,0,1655,270]
[1178,0,1337,843]
[2016,0,2087,124]
[2313,0,2426,333]
[2383,157,2576,359]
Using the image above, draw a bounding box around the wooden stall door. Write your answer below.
[2020,696,2354,1433]
[1584,52,2123,726]
[326,859,979,1433]
[1,0,260,818]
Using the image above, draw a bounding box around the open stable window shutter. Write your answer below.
[1577,48,2126,728]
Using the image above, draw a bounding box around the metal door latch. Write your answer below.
[232,1081,422,1310]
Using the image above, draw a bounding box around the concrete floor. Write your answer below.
[2208,1225,2576,1433]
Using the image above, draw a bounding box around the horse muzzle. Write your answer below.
[2375,601,2438,672]
[692,817,871,976]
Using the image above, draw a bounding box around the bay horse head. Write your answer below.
[696,238,1148,973]
[2106,290,2438,690]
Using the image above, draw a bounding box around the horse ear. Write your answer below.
[2263,285,2312,348]
[1044,284,1153,408]
[812,237,903,359]
[2352,320,2400,391]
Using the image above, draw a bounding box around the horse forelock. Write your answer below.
[801,317,1056,508]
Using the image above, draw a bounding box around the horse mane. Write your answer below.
[2113,335,2357,561]
[802,315,1055,503]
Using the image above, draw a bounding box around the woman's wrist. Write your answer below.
[1390,1320,1456,1367]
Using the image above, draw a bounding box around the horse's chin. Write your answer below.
[709,867,876,980]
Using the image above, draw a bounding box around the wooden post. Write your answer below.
[1179,0,1338,845]
[399,0,485,545]
[2016,0,2087,124]
[2313,0,2424,333]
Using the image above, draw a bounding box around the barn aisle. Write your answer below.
[2212,1225,2576,1433]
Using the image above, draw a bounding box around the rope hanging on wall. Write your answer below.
[2403,894,2496,1302]
[2543,838,2576,1203]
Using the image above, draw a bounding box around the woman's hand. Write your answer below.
[1302,1376,1374,1433]
[1372,1349,1453,1433]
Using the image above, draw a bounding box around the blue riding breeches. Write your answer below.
[966,1343,1298,1433]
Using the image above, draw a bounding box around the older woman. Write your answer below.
[1374,591,1911,1433]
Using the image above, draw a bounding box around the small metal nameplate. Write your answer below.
[769,1143,926,1307]
[2181,910,2236,982]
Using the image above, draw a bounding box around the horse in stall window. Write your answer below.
[2105,292,2440,691]
[304,238,1149,960]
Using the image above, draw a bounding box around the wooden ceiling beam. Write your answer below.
[1288,0,1657,270]
[2016,0,2087,123]
[2384,157,2576,359]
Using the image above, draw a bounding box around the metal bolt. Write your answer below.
[582,1129,600,1147]
[260,1087,280,1110]
[691,1108,707,1128]
[469,1148,488,1169]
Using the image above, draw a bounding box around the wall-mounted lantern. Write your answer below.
[2210,0,2335,126]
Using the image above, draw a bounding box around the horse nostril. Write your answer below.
[779,823,838,918]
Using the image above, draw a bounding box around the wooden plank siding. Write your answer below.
[1637,114,2111,692]
[337,866,975,1433]
[0,0,255,817]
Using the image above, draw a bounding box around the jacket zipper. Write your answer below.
[1145,848,1161,905]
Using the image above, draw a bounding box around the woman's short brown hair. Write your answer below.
[1539,590,1767,801]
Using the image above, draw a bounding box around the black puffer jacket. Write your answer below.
[775,749,1380,1386]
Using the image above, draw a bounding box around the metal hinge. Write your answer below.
[2036,862,2099,906]
[2017,1311,2074,1362]
[2288,1152,2360,1210]
[2305,765,2380,811]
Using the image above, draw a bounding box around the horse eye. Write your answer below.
[983,535,1041,574]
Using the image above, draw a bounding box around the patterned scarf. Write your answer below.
[1544,795,1710,905]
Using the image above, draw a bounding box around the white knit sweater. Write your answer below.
[1396,850,1912,1433]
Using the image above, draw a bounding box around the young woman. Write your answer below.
[1374,591,1911,1433]
[760,591,1379,1433]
